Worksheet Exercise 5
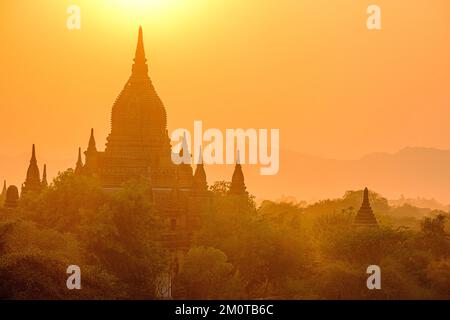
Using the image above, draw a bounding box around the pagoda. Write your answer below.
[22,144,42,194]
[229,152,247,196]
[41,164,48,188]
[84,26,178,190]
[4,185,19,208]
[192,147,208,195]
[10,26,250,298]
[354,187,378,227]
[75,147,84,175]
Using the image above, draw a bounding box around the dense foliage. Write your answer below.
[0,172,449,299]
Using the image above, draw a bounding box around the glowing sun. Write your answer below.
[113,0,175,11]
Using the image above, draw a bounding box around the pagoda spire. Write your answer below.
[22,144,42,194]
[84,129,98,175]
[362,187,370,207]
[41,164,48,188]
[354,187,378,227]
[1,180,6,196]
[75,147,84,175]
[229,150,247,195]
[132,26,149,77]
[0,180,6,205]
[88,128,97,152]
[193,147,208,193]
[31,144,36,161]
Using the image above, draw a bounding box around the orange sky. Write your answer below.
[1,0,450,197]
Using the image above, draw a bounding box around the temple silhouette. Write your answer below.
[0,27,378,232]
[354,187,378,227]
[0,28,378,296]
[17,26,248,235]
[0,27,249,294]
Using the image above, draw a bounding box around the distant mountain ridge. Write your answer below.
[206,147,450,206]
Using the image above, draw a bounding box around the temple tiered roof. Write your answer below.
[90,27,174,188]
[107,26,168,152]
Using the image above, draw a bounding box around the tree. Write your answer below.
[174,246,243,299]
[80,179,168,299]
[2,172,168,299]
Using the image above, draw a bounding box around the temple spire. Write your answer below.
[354,187,378,227]
[362,187,370,207]
[31,144,36,162]
[0,180,6,206]
[88,128,97,151]
[84,129,98,175]
[22,144,42,194]
[41,164,48,188]
[135,26,146,63]
[75,147,84,175]
[229,150,247,195]
[193,147,208,193]
[132,26,148,77]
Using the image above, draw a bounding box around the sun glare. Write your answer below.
[89,0,194,32]
[96,0,192,26]
[113,0,175,11]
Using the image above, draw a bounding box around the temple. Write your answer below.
[75,27,249,204]
[4,27,249,297]
[75,148,84,175]
[229,152,247,196]
[353,187,378,227]
[20,144,48,195]
[6,27,249,229]
[74,27,249,293]
[80,26,179,190]
[4,186,19,208]
[22,145,43,194]
[41,164,48,188]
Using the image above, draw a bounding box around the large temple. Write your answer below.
[75,27,248,295]
[2,27,248,219]
[73,27,222,194]
[72,26,248,247]
[79,27,191,190]
[0,26,249,297]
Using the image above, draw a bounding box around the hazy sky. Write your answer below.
[1,0,450,188]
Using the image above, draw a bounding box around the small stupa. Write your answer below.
[354,187,378,227]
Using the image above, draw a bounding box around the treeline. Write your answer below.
[0,171,449,299]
